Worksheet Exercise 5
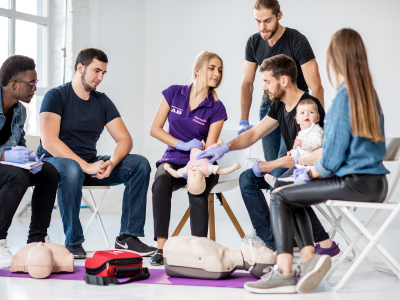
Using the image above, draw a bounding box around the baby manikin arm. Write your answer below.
[164,163,182,178]
[206,138,224,150]
[216,162,241,175]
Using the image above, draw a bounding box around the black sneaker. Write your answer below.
[115,236,157,257]
[66,244,87,259]
[150,249,164,266]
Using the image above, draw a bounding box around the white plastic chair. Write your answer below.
[323,137,400,291]
[19,136,111,250]
[172,129,250,241]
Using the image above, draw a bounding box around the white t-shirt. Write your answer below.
[291,123,324,156]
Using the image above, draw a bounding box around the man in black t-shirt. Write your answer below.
[238,0,324,181]
[38,48,157,258]
[198,54,336,255]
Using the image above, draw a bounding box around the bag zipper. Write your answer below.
[86,258,142,275]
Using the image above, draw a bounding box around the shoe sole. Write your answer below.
[244,283,297,294]
[72,254,87,259]
[150,260,164,266]
[296,255,332,294]
[331,250,343,262]
[114,248,156,257]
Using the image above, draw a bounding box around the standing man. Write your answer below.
[37,48,156,258]
[0,55,59,263]
[238,0,324,180]
[198,55,341,260]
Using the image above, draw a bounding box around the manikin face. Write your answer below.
[79,59,107,92]
[254,9,281,41]
[187,167,206,195]
[262,70,285,101]
[296,103,319,130]
[196,57,222,89]
[14,69,37,104]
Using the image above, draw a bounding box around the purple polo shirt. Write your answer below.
[158,84,228,165]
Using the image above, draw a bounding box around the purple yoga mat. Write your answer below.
[0,266,257,288]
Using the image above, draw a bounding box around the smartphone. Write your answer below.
[246,157,261,163]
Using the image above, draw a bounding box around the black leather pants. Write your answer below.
[270,174,388,255]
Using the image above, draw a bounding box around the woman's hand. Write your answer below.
[294,138,302,149]
[176,139,203,151]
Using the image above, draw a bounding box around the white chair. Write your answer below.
[172,129,251,241]
[323,137,400,291]
[18,136,111,250]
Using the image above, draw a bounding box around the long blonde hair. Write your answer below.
[191,51,223,101]
[326,28,384,143]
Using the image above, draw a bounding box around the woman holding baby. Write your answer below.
[149,51,228,265]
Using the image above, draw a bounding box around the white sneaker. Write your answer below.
[0,239,13,264]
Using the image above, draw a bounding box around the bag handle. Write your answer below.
[84,268,150,286]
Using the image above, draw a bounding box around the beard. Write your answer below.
[81,68,96,92]
[268,83,285,101]
[260,21,279,41]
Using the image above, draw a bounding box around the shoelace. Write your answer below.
[0,245,12,256]
[260,266,275,281]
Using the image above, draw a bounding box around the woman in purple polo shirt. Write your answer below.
[149,51,228,265]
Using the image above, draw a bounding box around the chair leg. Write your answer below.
[208,193,215,241]
[172,207,190,237]
[219,193,245,238]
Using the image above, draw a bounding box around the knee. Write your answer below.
[239,169,257,190]
[152,172,171,192]
[270,189,285,206]
[126,154,151,177]
[55,159,84,184]
[41,162,59,185]
[6,168,30,190]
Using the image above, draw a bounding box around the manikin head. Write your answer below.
[187,167,206,195]
[259,54,297,101]
[295,99,319,130]
[0,55,37,104]
[253,0,282,41]
[74,48,108,93]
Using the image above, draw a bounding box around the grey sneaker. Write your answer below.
[244,265,297,294]
[296,254,332,294]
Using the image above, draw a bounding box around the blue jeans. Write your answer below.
[43,154,151,246]
[238,102,288,250]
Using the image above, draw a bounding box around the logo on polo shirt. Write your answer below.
[193,116,206,126]
[170,106,182,115]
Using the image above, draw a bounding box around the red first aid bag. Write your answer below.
[84,250,150,285]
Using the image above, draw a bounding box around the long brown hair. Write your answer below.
[326,28,384,143]
[191,51,223,101]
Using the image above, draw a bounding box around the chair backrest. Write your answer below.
[25,136,41,154]
[384,137,400,162]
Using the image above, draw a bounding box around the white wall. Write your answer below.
[60,0,400,225]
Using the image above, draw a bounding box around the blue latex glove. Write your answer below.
[10,146,38,162]
[176,139,203,151]
[252,161,267,177]
[197,144,229,163]
[4,148,33,164]
[292,150,301,164]
[293,168,311,184]
[238,120,254,135]
[30,164,43,174]
[182,173,188,179]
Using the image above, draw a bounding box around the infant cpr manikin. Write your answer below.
[11,242,74,279]
[163,234,276,279]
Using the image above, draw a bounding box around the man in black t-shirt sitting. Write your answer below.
[238,0,324,183]
[37,48,157,258]
[198,55,341,260]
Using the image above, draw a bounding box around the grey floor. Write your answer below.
[1,205,400,300]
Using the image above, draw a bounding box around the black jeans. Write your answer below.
[0,162,59,243]
[270,174,388,255]
[152,162,219,241]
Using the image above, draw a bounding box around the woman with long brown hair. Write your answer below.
[149,51,227,265]
[244,28,389,294]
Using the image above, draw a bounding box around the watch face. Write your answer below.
[307,170,313,180]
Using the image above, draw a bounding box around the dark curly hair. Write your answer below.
[0,55,36,87]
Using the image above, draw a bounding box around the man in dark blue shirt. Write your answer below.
[38,48,156,258]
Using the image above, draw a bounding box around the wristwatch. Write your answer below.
[307,169,314,180]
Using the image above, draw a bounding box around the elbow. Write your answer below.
[150,127,155,138]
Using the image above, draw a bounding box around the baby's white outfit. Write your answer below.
[290,123,324,157]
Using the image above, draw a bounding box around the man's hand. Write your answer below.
[252,161,267,177]
[82,160,104,175]
[238,120,254,135]
[93,160,115,179]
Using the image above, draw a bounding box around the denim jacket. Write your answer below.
[0,87,27,158]
[314,83,389,177]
